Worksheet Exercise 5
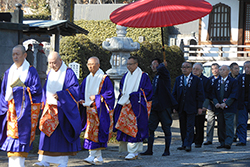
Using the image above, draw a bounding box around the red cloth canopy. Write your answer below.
[110,0,213,28]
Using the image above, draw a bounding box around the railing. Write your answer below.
[180,45,250,62]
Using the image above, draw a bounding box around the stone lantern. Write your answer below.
[102,25,140,98]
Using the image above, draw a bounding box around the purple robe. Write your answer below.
[0,66,42,152]
[38,68,82,153]
[80,75,115,150]
[114,72,153,142]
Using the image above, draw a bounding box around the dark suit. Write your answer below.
[172,73,204,147]
[236,74,249,144]
[194,74,210,146]
[212,76,238,146]
[147,63,178,154]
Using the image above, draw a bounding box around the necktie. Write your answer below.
[184,76,187,86]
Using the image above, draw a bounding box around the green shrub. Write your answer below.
[59,34,184,87]
[74,20,169,44]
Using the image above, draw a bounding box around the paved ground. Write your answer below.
[1,114,250,167]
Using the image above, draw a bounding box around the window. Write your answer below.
[207,3,231,42]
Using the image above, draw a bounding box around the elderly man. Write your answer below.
[33,51,82,167]
[114,56,153,160]
[0,45,42,167]
[140,58,177,156]
[236,61,250,146]
[213,65,238,149]
[204,63,220,145]
[172,62,204,152]
[79,57,115,165]
[192,63,210,148]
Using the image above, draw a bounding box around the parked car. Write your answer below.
[202,61,245,77]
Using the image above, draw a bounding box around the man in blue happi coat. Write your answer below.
[172,62,204,152]
[212,65,238,149]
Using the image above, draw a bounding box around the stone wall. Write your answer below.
[74,4,124,20]
[0,27,19,77]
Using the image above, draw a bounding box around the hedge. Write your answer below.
[59,34,184,87]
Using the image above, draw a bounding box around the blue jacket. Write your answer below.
[237,73,250,110]
[200,74,210,104]
[172,73,205,114]
[152,63,178,111]
[212,75,238,113]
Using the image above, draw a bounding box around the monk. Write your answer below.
[79,56,115,165]
[33,51,82,167]
[114,56,153,160]
[0,45,42,167]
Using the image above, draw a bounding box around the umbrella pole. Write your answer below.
[161,27,166,62]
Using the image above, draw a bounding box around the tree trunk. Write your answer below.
[49,0,74,21]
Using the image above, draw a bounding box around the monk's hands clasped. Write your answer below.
[78,99,85,104]
[53,93,59,100]
[89,95,95,101]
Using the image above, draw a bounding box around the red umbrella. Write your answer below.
[110,0,213,61]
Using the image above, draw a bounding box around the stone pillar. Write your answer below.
[102,25,140,100]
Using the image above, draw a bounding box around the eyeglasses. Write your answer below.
[127,62,136,66]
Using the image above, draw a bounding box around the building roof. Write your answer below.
[23,20,89,36]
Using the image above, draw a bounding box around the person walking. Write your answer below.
[33,51,82,167]
[0,45,42,167]
[79,57,115,165]
[140,58,177,156]
[114,56,153,160]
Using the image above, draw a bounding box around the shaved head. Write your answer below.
[48,51,62,72]
[87,56,100,75]
[88,56,100,64]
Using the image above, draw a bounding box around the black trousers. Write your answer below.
[194,114,206,145]
[148,108,172,138]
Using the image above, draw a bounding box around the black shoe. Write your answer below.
[224,145,231,149]
[203,141,212,145]
[233,138,237,142]
[195,144,201,148]
[236,142,246,146]
[217,145,225,149]
[185,146,191,152]
[140,150,153,155]
[177,146,186,150]
[162,151,170,156]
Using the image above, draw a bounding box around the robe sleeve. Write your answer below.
[15,67,42,144]
[95,76,115,143]
[57,69,82,143]
[130,73,153,116]
[79,79,87,131]
[0,71,9,145]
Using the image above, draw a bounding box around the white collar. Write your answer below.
[118,67,142,105]
[221,76,228,82]
[46,61,67,105]
[5,59,30,101]
[83,68,104,106]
